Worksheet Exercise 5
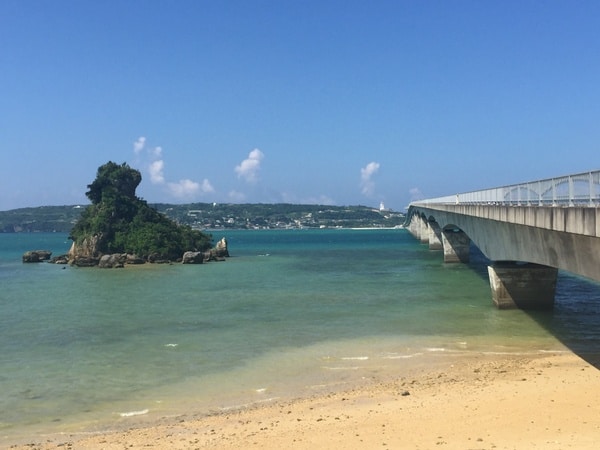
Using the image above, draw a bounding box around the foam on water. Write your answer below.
[119,409,149,418]
[381,353,424,359]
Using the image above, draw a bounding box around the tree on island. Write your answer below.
[69,161,212,262]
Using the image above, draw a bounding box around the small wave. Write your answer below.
[164,343,178,347]
[426,348,447,352]
[255,388,267,393]
[119,408,149,417]
[322,366,360,371]
[341,356,369,361]
[382,352,424,359]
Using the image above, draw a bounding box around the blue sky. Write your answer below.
[2,1,599,211]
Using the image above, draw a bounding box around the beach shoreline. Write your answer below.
[6,351,600,449]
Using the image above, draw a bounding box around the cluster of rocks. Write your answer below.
[22,250,54,263]
[22,237,229,268]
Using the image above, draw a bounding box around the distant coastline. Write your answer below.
[0,203,406,233]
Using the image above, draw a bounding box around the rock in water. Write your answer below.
[22,250,52,263]
[214,237,229,257]
[98,254,125,268]
[182,251,204,264]
[125,254,145,265]
[70,256,100,267]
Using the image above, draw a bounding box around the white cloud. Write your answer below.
[200,178,215,193]
[235,148,264,183]
[360,161,380,196]
[167,179,200,197]
[149,160,165,184]
[166,178,214,198]
[133,137,215,201]
[133,136,146,154]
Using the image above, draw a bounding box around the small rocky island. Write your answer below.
[25,161,228,267]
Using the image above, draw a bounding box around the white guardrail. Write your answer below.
[414,170,600,206]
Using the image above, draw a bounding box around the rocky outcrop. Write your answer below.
[48,235,230,267]
[182,251,204,264]
[147,253,171,264]
[68,234,103,260]
[70,253,149,268]
[181,238,229,264]
[71,256,100,267]
[197,238,230,262]
[214,237,229,257]
[98,254,125,269]
[203,249,222,262]
[22,250,52,263]
[125,254,145,265]
[50,254,70,264]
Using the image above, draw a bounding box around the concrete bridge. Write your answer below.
[406,170,600,309]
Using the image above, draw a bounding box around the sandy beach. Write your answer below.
[6,351,600,450]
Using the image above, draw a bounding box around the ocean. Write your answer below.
[1,228,599,443]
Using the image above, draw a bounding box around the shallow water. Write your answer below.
[1,229,599,441]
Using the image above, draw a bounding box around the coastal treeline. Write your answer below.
[1,195,405,233]
[154,203,405,229]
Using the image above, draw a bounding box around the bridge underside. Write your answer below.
[406,206,600,310]
[488,262,558,309]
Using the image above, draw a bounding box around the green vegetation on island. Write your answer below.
[69,161,212,261]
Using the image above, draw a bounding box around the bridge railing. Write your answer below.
[413,170,600,207]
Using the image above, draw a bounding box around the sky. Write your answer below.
[2,1,599,211]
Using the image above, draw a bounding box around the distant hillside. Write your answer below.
[0,205,86,233]
[0,203,405,233]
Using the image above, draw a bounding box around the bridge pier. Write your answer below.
[428,221,443,250]
[441,229,470,263]
[407,214,425,241]
[419,219,429,244]
[487,262,558,310]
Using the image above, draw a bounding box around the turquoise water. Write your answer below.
[1,229,599,442]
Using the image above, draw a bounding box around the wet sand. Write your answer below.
[7,352,600,449]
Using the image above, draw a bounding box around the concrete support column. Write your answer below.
[441,229,470,263]
[487,262,558,310]
[407,217,421,240]
[407,221,416,239]
[428,221,443,250]
[419,219,429,244]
